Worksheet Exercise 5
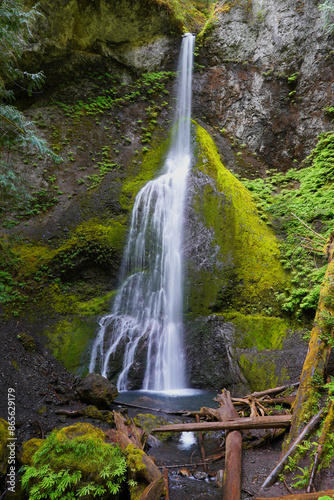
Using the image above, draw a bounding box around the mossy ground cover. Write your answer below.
[21,423,134,499]
[241,131,334,320]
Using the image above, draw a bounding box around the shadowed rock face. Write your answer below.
[192,0,334,171]
[22,0,180,81]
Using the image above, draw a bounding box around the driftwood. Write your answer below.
[261,408,323,489]
[152,414,292,433]
[216,390,242,500]
[105,411,164,499]
[163,467,169,500]
[245,382,299,400]
[255,491,334,500]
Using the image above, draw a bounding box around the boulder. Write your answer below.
[76,373,119,409]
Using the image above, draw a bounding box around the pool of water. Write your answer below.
[113,389,220,412]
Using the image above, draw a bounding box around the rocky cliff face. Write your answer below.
[193,0,334,172]
[2,0,331,392]
[22,0,180,81]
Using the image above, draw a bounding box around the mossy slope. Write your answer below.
[186,122,287,317]
[184,124,305,391]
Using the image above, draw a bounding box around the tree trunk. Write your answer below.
[286,232,334,448]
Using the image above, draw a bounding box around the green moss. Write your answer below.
[188,122,287,316]
[0,419,9,477]
[22,423,128,498]
[239,353,289,391]
[133,413,175,441]
[14,217,127,282]
[17,332,36,351]
[45,317,97,375]
[21,438,44,465]
[223,311,289,350]
[120,135,170,210]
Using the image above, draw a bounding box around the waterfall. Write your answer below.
[89,33,195,392]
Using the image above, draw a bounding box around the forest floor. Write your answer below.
[0,317,334,499]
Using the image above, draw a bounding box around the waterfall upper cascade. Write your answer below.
[89,33,195,392]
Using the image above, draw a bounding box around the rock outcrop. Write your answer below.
[76,373,119,408]
[22,0,180,81]
[193,0,334,171]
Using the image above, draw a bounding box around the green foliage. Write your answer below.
[319,0,334,33]
[21,424,128,499]
[53,72,175,122]
[291,466,310,489]
[242,132,334,318]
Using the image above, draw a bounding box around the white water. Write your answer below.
[89,33,195,391]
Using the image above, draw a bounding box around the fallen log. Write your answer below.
[244,382,299,400]
[216,390,242,500]
[255,490,334,500]
[152,414,292,433]
[261,408,323,489]
[112,400,187,415]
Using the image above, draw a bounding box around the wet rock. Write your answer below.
[193,471,208,480]
[76,373,119,409]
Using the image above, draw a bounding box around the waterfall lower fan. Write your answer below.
[89,33,195,392]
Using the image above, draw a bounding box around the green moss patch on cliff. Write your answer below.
[120,134,170,210]
[44,317,97,376]
[0,418,9,477]
[187,122,287,316]
[224,311,289,350]
[242,132,334,319]
[238,352,289,392]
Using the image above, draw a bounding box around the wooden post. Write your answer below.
[196,414,208,472]
[216,389,242,500]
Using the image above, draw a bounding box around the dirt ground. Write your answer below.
[1,318,334,499]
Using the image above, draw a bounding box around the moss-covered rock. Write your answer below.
[134,413,176,442]
[22,0,181,82]
[0,418,9,478]
[21,422,129,499]
[184,124,307,391]
[185,122,287,317]
[21,438,44,466]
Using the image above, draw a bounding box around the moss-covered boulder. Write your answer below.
[184,123,307,391]
[21,422,128,499]
[21,438,44,466]
[0,419,9,478]
[185,122,287,317]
